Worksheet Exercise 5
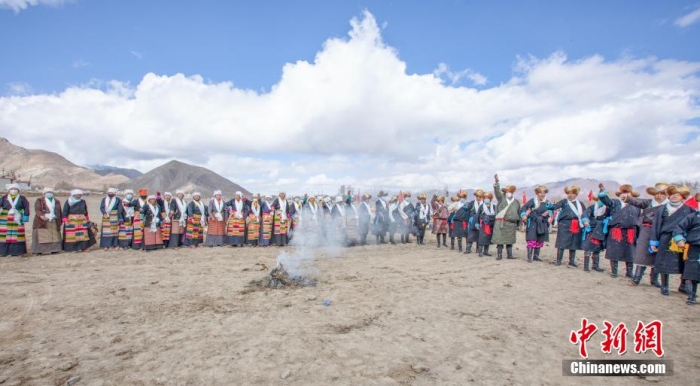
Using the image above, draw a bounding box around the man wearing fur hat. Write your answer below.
[581,194,608,273]
[388,195,400,244]
[452,192,471,253]
[491,174,521,260]
[547,186,587,267]
[624,183,669,287]
[431,195,450,248]
[476,192,497,257]
[647,185,695,296]
[447,195,461,250]
[598,184,642,279]
[358,193,373,245]
[99,188,124,251]
[465,189,485,254]
[671,194,700,305]
[398,191,415,244]
[373,191,389,244]
[414,193,431,245]
[521,185,552,262]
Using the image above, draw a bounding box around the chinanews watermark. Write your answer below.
[563,318,673,376]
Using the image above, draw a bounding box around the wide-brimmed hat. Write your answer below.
[458,192,468,199]
[362,193,372,200]
[534,185,548,194]
[378,190,388,197]
[646,183,669,196]
[450,196,460,202]
[615,184,640,198]
[500,185,517,194]
[484,192,494,200]
[474,189,484,198]
[564,186,581,195]
[418,193,427,200]
[666,185,691,199]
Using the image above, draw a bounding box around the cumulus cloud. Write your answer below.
[0,0,69,13]
[1,10,699,194]
[675,6,700,28]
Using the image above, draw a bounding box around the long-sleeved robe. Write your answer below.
[0,193,31,256]
[598,193,640,262]
[491,183,521,245]
[99,196,124,248]
[31,196,62,254]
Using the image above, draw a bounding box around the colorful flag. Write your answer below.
[587,189,594,202]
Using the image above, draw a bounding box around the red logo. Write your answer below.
[570,319,663,358]
[569,318,598,359]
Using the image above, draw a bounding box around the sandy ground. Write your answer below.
[1,197,699,385]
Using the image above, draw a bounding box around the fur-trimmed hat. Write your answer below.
[484,192,494,200]
[378,190,388,197]
[362,193,372,200]
[438,196,445,202]
[403,191,412,197]
[666,185,691,200]
[500,185,517,194]
[450,196,460,202]
[564,186,581,195]
[418,193,427,200]
[646,183,669,196]
[615,184,640,198]
[534,185,548,194]
[390,195,398,202]
[474,189,484,198]
[458,192,468,199]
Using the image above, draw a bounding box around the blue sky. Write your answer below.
[2,1,699,95]
[1,1,699,193]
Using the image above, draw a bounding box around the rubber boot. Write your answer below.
[610,261,619,278]
[496,245,503,260]
[457,238,463,253]
[650,269,661,288]
[556,249,564,266]
[442,234,447,247]
[679,282,687,294]
[478,245,483,257]
[625,262,634,279]
[483,245,492,257]
[687,281,697,305]
[660,274,670,296]
[629,266,647,286]
[466,242,473,254]
[436,235,441,248]
[568,250,578,268]
[450,237,455,250]
[583,252,590,272]
[527,247,533,263]
[506,245,515,259]
[592,253,604,272]
[533,248,541,261]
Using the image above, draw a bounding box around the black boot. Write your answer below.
[679,282,687,294]
[568,250,578,268]
[527,247,533,263]
[592,253,604,272]
[406,234,412,243]
[478,245,483,257]
[660,274,670,296]
[687,281,697,305]
[650,269,661,288]
[442,234,447,247]
[450,237,455,250]
[390,234,396,245]
[556,249,564,266]
[629,266,647,286]
[381,235,388,244]
[496,245,503,260]
[458,238,463,253]
[436,235,441,248]
[625,262,634,279]
[506,245,515,259]
[466,242,472,254]
[483,245,492,257]
[399,234,405,244]
[376,235,381,245]
[583,252,590,272]
[610,261,618,278]
[361,235,367,245]
[533,248,541,261]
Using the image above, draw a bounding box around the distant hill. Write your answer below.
[89,165,143,180]
[119,160,251,198]
[0,137,129,191]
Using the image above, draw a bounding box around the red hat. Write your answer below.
[138,189,148,196]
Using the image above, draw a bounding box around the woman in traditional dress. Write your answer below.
[597,184,641,278]
[259,195,274,247]
[547,186,587,267]
[414,193,431,245]
[185,192,208,248]
[0,183,31,257]
[246,194,262,247]
[140,195,164,251]
[581,195,608,273]
[226,191,247,247]
[476,192,497,257]
[62,189,96,252]
[99,188,123,250]
[648,185,694,296]
[272,192,294,247]
[118,190,136,249]
[160,192,174,248]
[331,196,348,245]
[431,195,449,249]
[205,190,227,247]
[345,197,360,246]
[672,196,700,305]
[321,196,334,244]
[520,185,551,262]
[301,196,321,246]
[169,190,187,248]
[131,189,148,250]
[625,183,668,287]
[31,187,62,255]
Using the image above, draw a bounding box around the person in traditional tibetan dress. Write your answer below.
[431,195,450,249]
[141,195,164,251]
[259,195,275,247]
[130,189,149,250]
[31,187,62,255]
[672,194,700,305]
[520,185,551,263]
[245,194,262,246]
[292,196,303,237]
[321,196,334,244]
[398,192,414,244]
[547,186,587,267]
[99,188,123,250]
[345,198,360,246]
[206,190,227,247]
[491,174,521,260]
[625,183,668,287]
[159,192,174,248]
[373,191,389,245]
[597,184,641,279]
[387,195,400,245]
[0,183,31,257]
[414,193,431,245]
[648,185,694,296]
[465,189,485,254]
[169,190,187,248]
[272,192,295,246]
[451,193,471,253]
[358,193,373,246]
[184,192,208,248]
[476,192,497,257]
[62,189,96,252]
[447,196,461,250]
[580,195,608,273]
[118,190,136,249]
[226,191,248,247]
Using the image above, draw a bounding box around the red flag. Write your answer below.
[522,190,527,204]
[398,190,404,203]
[587,189,594,202]
[684,196,698,210]
[356,189,361,203]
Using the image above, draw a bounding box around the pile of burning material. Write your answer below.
[246,263,317,291]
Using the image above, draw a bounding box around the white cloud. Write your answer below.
[72,59,90,68]
[0,0,68,13]
[5,82,33,95]
[675,6,700,28]
[434,63,487,86]
[0,10,699,195]
[130,50,143,60]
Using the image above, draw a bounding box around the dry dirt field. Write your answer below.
[1,197,698,385]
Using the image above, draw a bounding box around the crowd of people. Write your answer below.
[1,174,699,305]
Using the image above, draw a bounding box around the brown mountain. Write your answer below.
[0,137,129,191]
[119,160,251,198]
